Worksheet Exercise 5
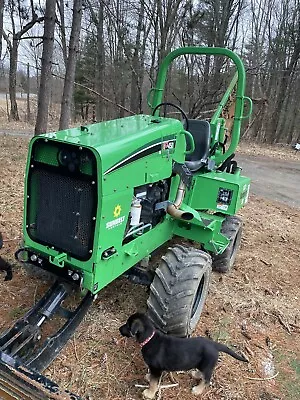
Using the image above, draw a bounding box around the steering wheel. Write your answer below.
[152,102,189,132]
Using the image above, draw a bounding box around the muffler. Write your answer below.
[167,179,193,220]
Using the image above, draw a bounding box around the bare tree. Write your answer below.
[35,0,56,135]
[130,1,146,113]
[56,0,68,67]
[271,0,300,142]
[3,1,44,121]
[59,0,83,129]
[26,63,31,122]
[65,0,299,145]
[244,0,300,143]
[86,0,105,120]
[0,0,4,58]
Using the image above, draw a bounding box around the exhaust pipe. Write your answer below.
[167,180,194,221]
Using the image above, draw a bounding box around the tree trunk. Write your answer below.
[273,46,300,142]
[59,0,83,130]
[130,1,144,113]
[9,39,19,121]
[3,8,44,122]
[57,0,68,67]
[26,63,31,123]
[0,0,4,58]
[95,3,105,121]
[35,0,56,135]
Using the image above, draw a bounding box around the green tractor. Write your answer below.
[0,47,251,398]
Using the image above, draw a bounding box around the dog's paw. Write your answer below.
[143,388,156,399]
[190,370,203,380]
[191,383,205,396]
[145,373,151,383]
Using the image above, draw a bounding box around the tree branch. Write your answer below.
[15,16,44,40]
[19,36,44,40]
[2,30,12,51]
[20,60,135,116]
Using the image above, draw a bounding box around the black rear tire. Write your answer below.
[147,244,212,337]
[212,216,242,273]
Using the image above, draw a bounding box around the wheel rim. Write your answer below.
[191,275,205,318]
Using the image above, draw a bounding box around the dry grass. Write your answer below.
[0,135,300,400]
[238,141,300,162]
[0,98,61,133]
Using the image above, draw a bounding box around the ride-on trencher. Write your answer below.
[0,47,252,399]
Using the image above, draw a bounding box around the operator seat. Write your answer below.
[185,119,211,172]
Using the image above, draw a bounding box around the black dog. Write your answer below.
[119,313,247,399]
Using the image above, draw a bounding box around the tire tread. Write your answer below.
[147,245,212,336]
[212,216,242,273]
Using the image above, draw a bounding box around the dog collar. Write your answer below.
[140,331,155,348]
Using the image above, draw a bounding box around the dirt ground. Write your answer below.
[0,134,299,400]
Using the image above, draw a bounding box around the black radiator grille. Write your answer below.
[27,166,97,260]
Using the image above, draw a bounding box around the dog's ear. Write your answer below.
[130,319,143,336]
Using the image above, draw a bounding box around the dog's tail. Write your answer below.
[215,343,248,362]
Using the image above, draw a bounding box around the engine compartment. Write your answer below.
[123,180,170,243]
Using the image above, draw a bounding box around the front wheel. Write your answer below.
[147,245,212,337]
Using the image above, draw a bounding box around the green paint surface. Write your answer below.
[22,47,251,294]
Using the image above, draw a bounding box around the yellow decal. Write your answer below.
[113,204,122,218]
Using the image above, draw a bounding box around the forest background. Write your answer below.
[0,0,299,143]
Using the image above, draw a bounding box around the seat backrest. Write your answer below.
[185,120,211,162]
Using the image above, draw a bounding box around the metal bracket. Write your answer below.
[124,243,139,257]
[207,158,216,171]
[155,200,172,211]
[123,266,154,286]
[49,253,67,268]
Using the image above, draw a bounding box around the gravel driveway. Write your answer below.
[237,154,300,208]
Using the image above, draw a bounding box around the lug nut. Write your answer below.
[30,254,38,262]
[72,273,80,281]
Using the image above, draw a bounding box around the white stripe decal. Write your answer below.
[104,139,176,175]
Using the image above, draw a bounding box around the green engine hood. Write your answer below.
[39,115,183,174]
